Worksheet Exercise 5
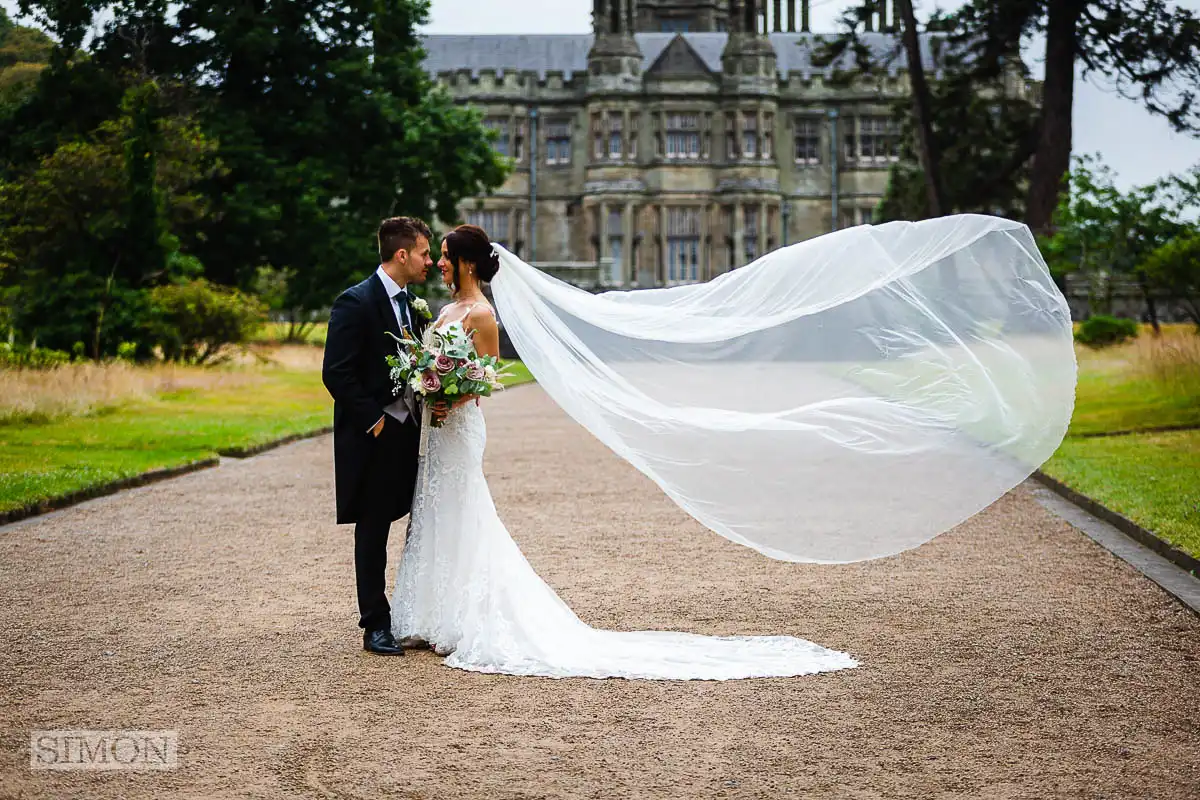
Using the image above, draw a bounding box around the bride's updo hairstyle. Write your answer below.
[445,224,501,292]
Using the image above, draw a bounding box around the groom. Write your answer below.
[322,217,433,656]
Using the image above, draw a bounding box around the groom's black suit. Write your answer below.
[322,271,426,632]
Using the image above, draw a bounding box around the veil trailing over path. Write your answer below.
[490,214,1076,564]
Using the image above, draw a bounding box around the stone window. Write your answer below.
[859,116,898,162]
[838,206,877,230]
[665,112,701,160]
[467,210,511,248]
[795,117,820,164]
[741,113,758,159]
[607,208,624,284]
[545,119,572,165]
[743,207,760,263]
[763,113,774,160]
[608,116,624,160]
[484,118,510,158]
[513,118,526,162]
[846,116,899,163]
[666,208,701,284]
[590,111,631,162]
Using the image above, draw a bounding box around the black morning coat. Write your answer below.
[321,272,427,524]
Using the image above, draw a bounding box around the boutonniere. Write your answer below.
[410,296,432,321]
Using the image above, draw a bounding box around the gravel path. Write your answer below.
[2,386,1197,799]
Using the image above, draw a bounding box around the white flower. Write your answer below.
[423,329,446,356]
[483,365,497,382]
[410,296,432,320]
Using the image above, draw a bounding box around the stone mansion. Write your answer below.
[422,1,1032,288]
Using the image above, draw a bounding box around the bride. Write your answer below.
[390,224,860,680]
[392,214,1075,679]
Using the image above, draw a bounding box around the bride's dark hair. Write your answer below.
[445,224,500,292]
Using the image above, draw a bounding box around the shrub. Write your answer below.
[149,279,267,363]
[1075,314,1140,348]
[0,342,70,368]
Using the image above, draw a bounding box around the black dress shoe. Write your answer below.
[363,629,405,656]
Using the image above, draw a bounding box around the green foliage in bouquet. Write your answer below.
[385,322,507,426]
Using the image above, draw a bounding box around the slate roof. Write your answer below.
[421,32,944,81]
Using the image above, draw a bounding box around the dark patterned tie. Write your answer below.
[395,289,411,332]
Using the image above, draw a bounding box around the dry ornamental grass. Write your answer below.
[0,345,323,425]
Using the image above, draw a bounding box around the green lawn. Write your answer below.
[1068,369,1200,435]
[1042,325,1200,559]
[0,369,332,516]
[1,359,536,518]
[1043,430,1200,559]
[499,359,535,388]
[251,322,328,346]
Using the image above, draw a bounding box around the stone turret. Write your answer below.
[588,0,643,93]
[720,0,777,95]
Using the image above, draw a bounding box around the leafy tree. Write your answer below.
[30,0,508,307]
[1039,155,1191,329]
[824,0,1200,231]
[1142,233,1200,329]
[3,0,507,347]
[0,9,53,100]
[0,82,221,357]
[951,0,1200,234]
[817,2,1039,222]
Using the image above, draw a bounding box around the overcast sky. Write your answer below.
[4,0,1198,190]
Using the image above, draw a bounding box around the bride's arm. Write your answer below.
[466,306,500,359]
[451,309,499,409]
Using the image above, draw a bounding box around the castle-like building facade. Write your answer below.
[422,0,985,287]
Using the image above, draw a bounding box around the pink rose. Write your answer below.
[434,354,455,374]
[465,362,486,381]
[420,371,441,394]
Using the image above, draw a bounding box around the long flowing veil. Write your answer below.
[490,214,1076,564]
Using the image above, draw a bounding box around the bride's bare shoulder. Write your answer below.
[465,302,497,329]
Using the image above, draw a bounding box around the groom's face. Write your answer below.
[396,235,433,284]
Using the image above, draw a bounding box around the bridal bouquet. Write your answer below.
[386,322,506,432]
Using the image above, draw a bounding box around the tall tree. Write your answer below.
[8,0,508,322]
[947,0,1200,232]
[0,9,53,98]
[826,0,1200,231]
[1039,155,1191,329]
[0,84,220,356]
[894,0,945,216]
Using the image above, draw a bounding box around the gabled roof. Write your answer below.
[645,34,715,78]
[420,32,945,81]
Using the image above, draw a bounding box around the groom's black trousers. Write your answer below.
[353,417,419,632]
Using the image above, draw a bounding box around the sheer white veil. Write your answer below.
[490,214,1077,563]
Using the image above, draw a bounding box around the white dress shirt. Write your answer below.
[372,265,415,432]
[376,264,411,333]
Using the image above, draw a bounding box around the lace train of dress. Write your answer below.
[392,402,858,680]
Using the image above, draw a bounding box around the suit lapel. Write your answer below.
[369,273,403,342]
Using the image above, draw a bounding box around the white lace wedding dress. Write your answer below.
[390,357,858,680]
